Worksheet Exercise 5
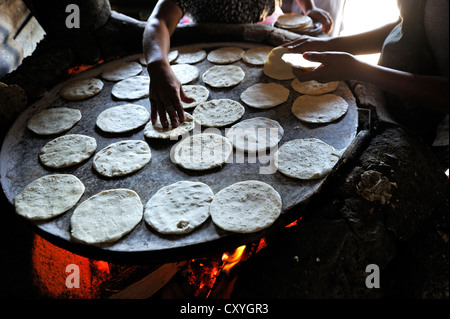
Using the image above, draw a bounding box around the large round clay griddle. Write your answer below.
[0,42,359,263]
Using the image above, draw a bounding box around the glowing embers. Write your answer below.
[31,234,110,298]
[67,60,104,75]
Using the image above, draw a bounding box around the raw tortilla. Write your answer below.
[96,104,150,133]
[282,53,321,71]
[174,47,207,64]
[27,107,82,135]
[291,94,348,123]
[171,64,200,85]
[207,46,245,64]
[242,46,273,66]
[275,138,340,179]
[291,79,339,95]
[240,82,290,109]
[111,75,150,100]
[139,50,178,65]
[14,174,85,221]
[193,99,245,127]
[70,189,143,244]
[209,180,282,233]
[181,85,210,109]
[144,181,214,234]
[60,78,104,101]
[39,134,97,168]
[101,61,142,82]
[263,47,295,80]
[93,140,151,177]
[173,133,232,170]
[144,113,195,139]
[225,117,284,153]
[202,65,245,88]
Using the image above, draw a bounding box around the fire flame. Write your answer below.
[221,245,246,275]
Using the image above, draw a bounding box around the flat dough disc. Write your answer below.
[174,47,207,64]
[27,107,82,135]
[207,47,245,64]
[101,61,143,82]
[173,133,232,170]
[171,64,200,85]
[70,189,143,244]
[139,50,178,65]
[181,85,210,109]
[193,99,245,127]
[291,79,340,95]
[275,138,340,179]
[202,65,245,88]
[60,78,104,101]
[210,180,282,233]
[242,46,273,66]
[96,104,150,133]
[263,47,295,80]
[111,75,150,100]
[144,181,214,234]
[144,113,195,139]
[225,117,284,153]
[14,174,85,221]
[292,94,348,123]
[240,82,290,109]
[282,53,321,71]
[39,134,97,168]
[93,140,151,177]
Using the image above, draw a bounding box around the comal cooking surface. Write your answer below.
[0,42,358,262]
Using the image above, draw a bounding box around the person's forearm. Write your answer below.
[357,61,449,113]
[143,0,182,68]
[327,20,400,55]
[296,0,316,14]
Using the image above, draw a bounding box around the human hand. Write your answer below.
[147,63,195,128]
[306,8,333,34]
[292,51,363,83]
[283,36,330,54]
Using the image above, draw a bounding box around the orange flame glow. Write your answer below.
[67,60,104,75]
[221,245,246,274]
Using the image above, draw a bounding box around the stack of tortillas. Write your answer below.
[275,13,316,33]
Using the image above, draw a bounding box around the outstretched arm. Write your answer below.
[285,19,400,55]
[293,51,449,113]
[143,0,194,128]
